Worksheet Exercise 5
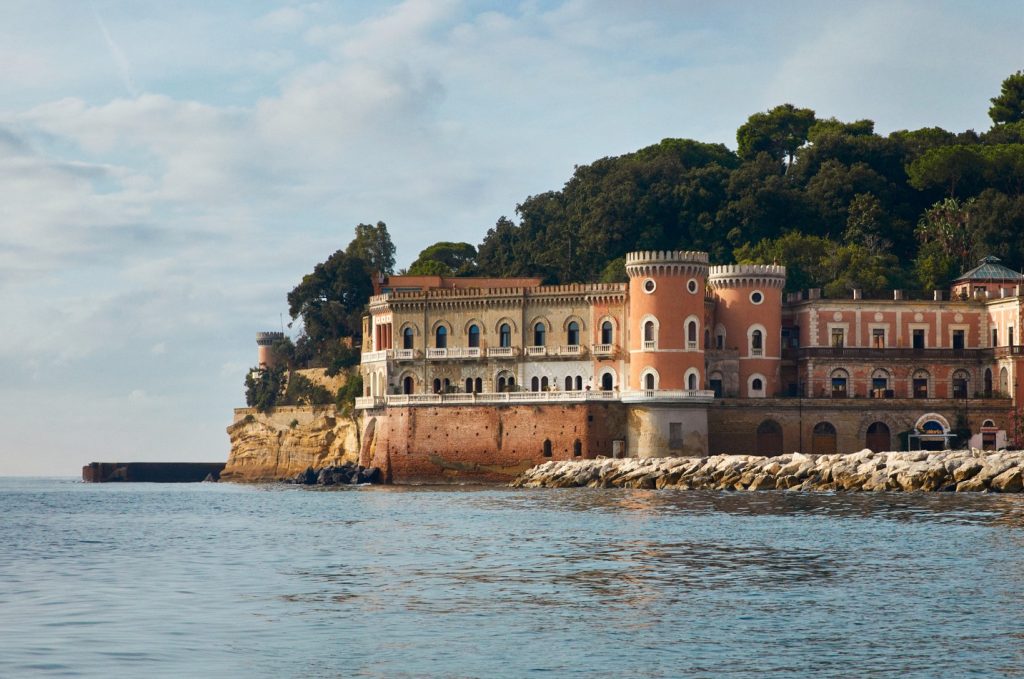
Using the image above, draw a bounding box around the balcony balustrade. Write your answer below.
[619,389,716,403]
[354,390,620,409]
[591,343,616,357]
[486,346,517,358]
[642,341,657,351]
[525,346,547,357]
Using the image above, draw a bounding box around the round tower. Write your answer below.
[623,251,711,459]
[625,250,709,391]
[256,331,285,368]
[707,265,786,397]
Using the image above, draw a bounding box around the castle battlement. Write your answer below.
[256,331,285,346]
[708,264,787,289]
[625,250,709,266]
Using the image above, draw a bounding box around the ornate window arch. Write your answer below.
[830,368,850,398]
[640,367,660,391]
[684,367,701,391]
[599,368,617,391]
[684,314,700,350]
[747,373,767,398]
[598,316,619,345]
[494,317,518,335]
[747,323,766,357]
[640,314,660,348]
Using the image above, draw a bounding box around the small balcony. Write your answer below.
[361,350,390,363]
[425,348,448,359]
[525,346,547,357]
[487,346,517,358]
[424,347,484,360]
[642,341,657,351]
[558,344,584,357]
[591,343,616,357]
[620,389,716,404]
[393,349,416,360]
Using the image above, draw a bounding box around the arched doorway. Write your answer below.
[756,419,783,456]
[402,375,414,395]
[601,372,614,391]
[865,422,890,453]
[811,422,837,455]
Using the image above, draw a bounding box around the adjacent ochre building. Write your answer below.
[332,252,1023,482]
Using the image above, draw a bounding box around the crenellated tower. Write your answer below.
[256,331,285,369]
[707,265,786,397]
[625,250,710,392]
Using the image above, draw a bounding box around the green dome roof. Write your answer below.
[954,255,1024,282]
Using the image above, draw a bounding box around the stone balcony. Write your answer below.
[619,389,716,404]
[355,390,620,409]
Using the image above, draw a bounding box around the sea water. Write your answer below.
[1,478,1023,678]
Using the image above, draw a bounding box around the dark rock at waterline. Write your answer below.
[291,463,382,486]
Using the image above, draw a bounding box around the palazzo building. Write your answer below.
[334,251,1023,480]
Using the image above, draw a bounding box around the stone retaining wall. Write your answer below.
[511,449,1024,492]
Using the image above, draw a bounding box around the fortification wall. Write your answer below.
[360,403,628,484]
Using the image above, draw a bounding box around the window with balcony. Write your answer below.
[644,373,656,390]
[751,329,764,357]
[435,326,448,349]
[686,319,698,350]
[534,323,546,346]
[500,323,511,348]
[952,371,969,399]
[601,321,613,345]
[601,373,614,391]
[403,327,414,350]
[687,373,698,390]
[644,320,656,345]
[567,321,579,346]
[831,370,849,398]
[913,370,929,398]
[468,324,480,348]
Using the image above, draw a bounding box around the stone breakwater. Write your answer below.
[511,449,1024,492]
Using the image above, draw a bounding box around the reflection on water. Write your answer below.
[1,479,1023,678]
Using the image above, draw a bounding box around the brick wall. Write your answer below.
[361,403,628,483]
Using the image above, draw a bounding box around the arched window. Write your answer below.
[403,327,414,350]
[541,376,549,391]
[442,378,451,393]
[498,376,507,392]
[435,326,447,349]
[475,377,482,394]
[709,371,723,397]
[573,439,582,457]
[748,374,766,397]
[534,323,546,346]
[468,324,480,348]
[687,372,698,390]
[500,323,512,348]
[403,375,414,395]
[952,370,969,399]
[830,369,849,398]
[601,321,613,345]
[686,319,698,349]
[565,376,573,391]
[575,376,583,391]
[715,325,726,350]
[752,378,763,391]
[543,439,552,457]
[644,373,656,390]
[567,321,579,346]
[531,376,540,392]
[985,368,993,397]
[1000,367,1009,394]
[871,369,891,398]
[751,329,764,357]
[644,320,656,343]
[508,377,515,390]
[433,378,441,394]
[913,370,929,399]
[601,373,614,391]
[465,378,473,394]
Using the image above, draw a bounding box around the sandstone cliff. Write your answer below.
[222,406,360,482]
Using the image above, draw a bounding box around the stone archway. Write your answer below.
[811,421,837,455]
[865,421,891,453]
[756,419,783,456]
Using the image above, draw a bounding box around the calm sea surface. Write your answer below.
[2,478,1024,678]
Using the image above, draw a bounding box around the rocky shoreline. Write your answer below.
[510,449,1024,492]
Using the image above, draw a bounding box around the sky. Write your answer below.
[1,0,1022,475]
